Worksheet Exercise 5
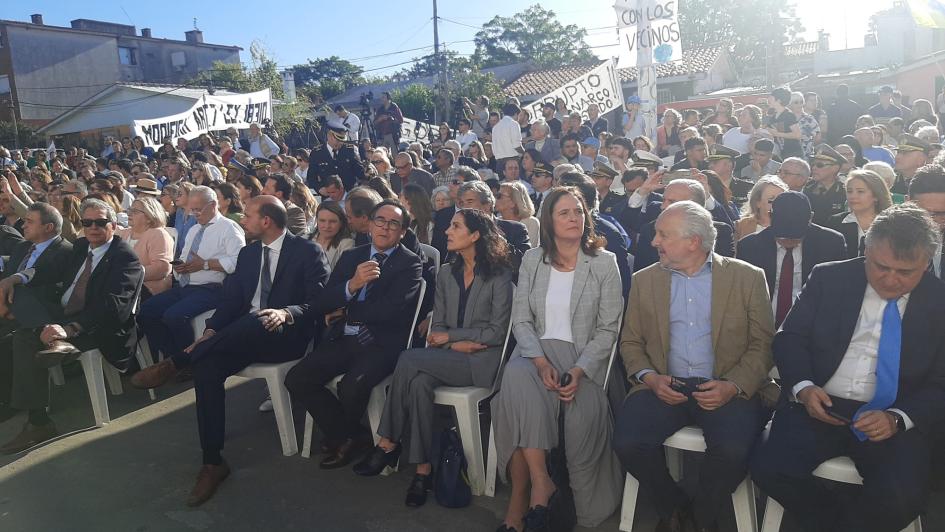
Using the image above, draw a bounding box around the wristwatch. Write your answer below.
[888,411,906,432]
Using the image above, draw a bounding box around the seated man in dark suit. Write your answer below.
[737,191,847,327]
[751,204,945,532]
[131,196,330,506]
[0,199,142,454]
[632,179,735,272]
[0,202,73,422]
[285,199,423,470]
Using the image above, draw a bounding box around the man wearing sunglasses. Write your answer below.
[803,144,848,226]
[286,199,423,470]
[0,199,143,454]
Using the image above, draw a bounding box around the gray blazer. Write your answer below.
[525,138,561,164]
[511,247,624,386]
[430,264,514,388]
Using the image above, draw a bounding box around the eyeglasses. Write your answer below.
[189,202,214,216]
[370,159,385,165]
[80,218,110,228]
[371,217,403,230]
[450,179,463,185]
[394,164,409,170]
[813,162,837,169]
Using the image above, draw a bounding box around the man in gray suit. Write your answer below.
[524,120,561,164]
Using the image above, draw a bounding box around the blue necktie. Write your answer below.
[852,298,902,441]
[180,223,209,286]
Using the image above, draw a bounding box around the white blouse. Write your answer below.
[541,267,574,343]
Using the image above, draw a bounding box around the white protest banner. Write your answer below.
[401,117,440,144]
[614,0,683,69]
[525,61,623,122]
[132,89,272,148]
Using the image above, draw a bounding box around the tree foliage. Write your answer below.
[189,41,285,99]
[391,84,436,123]
[292,56,365,102]
[473,5,596,68]
[678,0,804,65]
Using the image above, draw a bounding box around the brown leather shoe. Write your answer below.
[131,359,179,389]
[186,461,230,507]
[0,421,58,454]
[319,438,368,469]
[34,341,81,368]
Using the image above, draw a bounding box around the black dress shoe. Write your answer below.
[404,473,432,507]
[352,444,401,476]
[655,502,695,532]
[34,341,81,369]
[495,525,520,532]
[319,438,367,470]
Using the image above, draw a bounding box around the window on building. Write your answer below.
[118,47,137,66]
[657,88,673,106]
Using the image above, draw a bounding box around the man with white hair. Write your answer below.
[777,157,811,192]
[137,186,245,365]
[524,120,561,163]
[247,123,279,159]
[614,200,776,532]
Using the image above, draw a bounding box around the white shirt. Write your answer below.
[792,285,914,430]
[772,242,804,317]
[251,231,286,312]
[340,113,361,142]
[249,134,279,159]
[933,242,943,278]
[456,131,478,151]
[61,238,113,307]
[541,268,574,343]
[842,212,867,251]
[491,116,524,159]
[176,211,246,285]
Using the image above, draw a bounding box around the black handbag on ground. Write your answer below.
[526,372,578,532]
[434,427,472,508]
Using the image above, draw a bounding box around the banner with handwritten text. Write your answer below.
[525,61,624,121]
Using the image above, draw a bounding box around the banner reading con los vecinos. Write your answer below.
[614,0,683,68]
[525,61,623,121]
[131,89,273,148]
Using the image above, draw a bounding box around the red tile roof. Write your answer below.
[503,46,723,98]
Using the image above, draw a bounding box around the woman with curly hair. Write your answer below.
[353,208,514,508]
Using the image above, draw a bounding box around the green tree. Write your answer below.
[248,42,284,100]
[292,56,365,102]
[474,5,596,68]
[678,0,804,67]
[390,84,436,123]
[446,71,505,123]
[0,121,37,149]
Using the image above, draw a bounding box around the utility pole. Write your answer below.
[8,98,19,150]
[433,0,449,124]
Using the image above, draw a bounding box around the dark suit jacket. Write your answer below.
[319,243,423,352]
[3,236,74,306]
[355,228,436,318]
[632,220,735,272]
[626,196,733,237]
[826,211,863,259]
[306,143,362,191]
[524,139,561,164]
[60,236,143,369]
[0,225,24,257]
[205,233,329,348]
[774,258,945,433]
[594,213,633,298]
[736,224,847,297]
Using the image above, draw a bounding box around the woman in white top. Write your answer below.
[735,176,789,242]
[828,169,893,259]
[310,201,354,271]
[496,181,539,248]
[722,104,763,154]
[492,187,623,532]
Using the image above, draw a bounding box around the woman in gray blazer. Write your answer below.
[493,187,624,532]
[353,209,514,507]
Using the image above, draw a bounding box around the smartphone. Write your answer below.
[664,169,693,182]
[170,259,184,266]
[826,409,852,425]
[559,372,573,388]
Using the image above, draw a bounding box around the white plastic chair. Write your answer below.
[301,279,427,461]
[618,425,758,532]
[484,313,623,498]
[418,243,440,269]
[432,299,515,496]
[760,455,923,532]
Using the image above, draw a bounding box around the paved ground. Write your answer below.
[0,366,941,532]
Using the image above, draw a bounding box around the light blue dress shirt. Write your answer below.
[343,245,392,336]
[666,258,714,379]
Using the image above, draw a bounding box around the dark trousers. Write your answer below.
[285,335,399,445]
[612,389,766,526]
[137,283,222,360]
[751,402,930,532]
[189,313,307,460]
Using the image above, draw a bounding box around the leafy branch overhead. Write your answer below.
[473,4,596,68]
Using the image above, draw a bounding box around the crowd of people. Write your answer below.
[1,80,945,532]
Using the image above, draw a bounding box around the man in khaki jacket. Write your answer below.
[612,200,776,532]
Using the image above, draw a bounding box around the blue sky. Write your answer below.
[11,0,894,75]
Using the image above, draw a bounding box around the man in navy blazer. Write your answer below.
[633,179,735,272]
[751,205,945,532]
[736,191,847,326]
[131,196,329,506]
[286,199,423,470]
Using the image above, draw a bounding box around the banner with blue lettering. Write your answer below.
[131,89,272,148]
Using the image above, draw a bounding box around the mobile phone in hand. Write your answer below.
[826,409,852,425]
[170,259,184,266]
